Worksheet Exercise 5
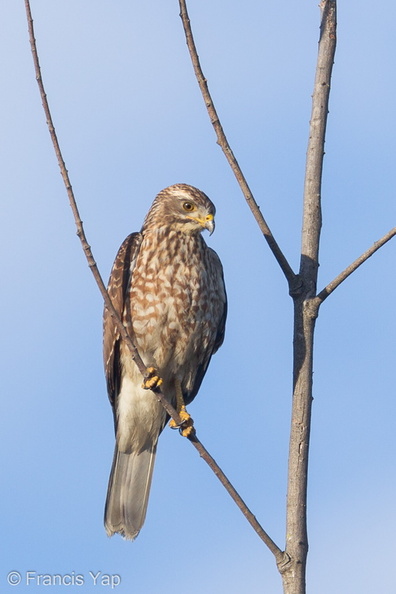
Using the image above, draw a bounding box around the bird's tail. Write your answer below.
[104,443,157,540]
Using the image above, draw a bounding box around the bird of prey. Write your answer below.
[103,183,227,540]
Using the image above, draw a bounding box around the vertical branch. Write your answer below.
[300,0,337,292]
[281,3,337,594]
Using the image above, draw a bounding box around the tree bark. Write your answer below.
[280,2,336,593]
[279,297,318,594]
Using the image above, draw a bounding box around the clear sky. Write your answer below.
[1,1,395,593]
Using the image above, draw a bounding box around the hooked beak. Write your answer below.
[187,212,215,235]
[204,213,215,235]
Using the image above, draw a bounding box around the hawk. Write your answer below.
[103,183,227,540]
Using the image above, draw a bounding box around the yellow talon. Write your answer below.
[169,405,195,437]
[178,406,190,423]
[180,422,195,438]
[142,367,163,391]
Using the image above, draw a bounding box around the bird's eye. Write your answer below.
[182,201,195,212]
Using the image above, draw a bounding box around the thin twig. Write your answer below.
[189,433,283,560]
[178,0,296,290]
[24,0,282,557]
[24,0,174,420]
[315,226,396,305]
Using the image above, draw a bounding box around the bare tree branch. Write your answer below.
[24,4,145,390]
[299,0,337,294]
[24,0,283,559]
[178,0,297,290]
[315,226,396,305]
[188,432,284,561]
[300,0,395,312]
[282,2,337,593]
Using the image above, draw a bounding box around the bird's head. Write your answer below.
[143,184,216,235]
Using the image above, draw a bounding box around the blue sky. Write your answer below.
[1,1,395,593]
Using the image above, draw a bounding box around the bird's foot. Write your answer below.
[169,405,195,437]
[142,367,163,391]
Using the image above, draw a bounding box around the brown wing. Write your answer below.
[103,232,142,408]
[209,247,227,354]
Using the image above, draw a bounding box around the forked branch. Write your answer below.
[282,3,337,594]
[23,0,283,561]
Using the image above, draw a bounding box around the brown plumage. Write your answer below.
[103,184,227,539]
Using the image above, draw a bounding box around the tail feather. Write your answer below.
[105,444,157,540]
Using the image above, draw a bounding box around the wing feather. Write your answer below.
[208,246,227,354]
[103,232,142,408]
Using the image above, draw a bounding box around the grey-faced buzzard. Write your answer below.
[103,184,227,539]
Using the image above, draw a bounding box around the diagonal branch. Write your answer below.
[314,226,396,305]
[23,0,181,433]
[178,0,297,290]
[24,0,283,560]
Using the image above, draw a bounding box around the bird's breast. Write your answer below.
[127,231,217,372]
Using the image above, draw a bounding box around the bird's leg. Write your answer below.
[169,380,195,437]
[142,366,163,391]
